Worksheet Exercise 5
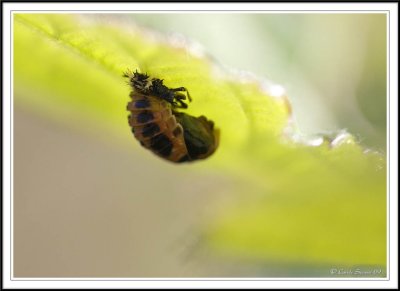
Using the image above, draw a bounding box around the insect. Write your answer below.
[124,70,219,163]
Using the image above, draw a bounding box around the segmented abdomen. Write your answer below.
[127,92,189,162]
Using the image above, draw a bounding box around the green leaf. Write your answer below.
[14,14,386,268]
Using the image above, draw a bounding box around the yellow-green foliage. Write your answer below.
[14,14,386,268]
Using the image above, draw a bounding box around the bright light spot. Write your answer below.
[307,137,324,146]
[268,84,286,98]
[330,132,352,147]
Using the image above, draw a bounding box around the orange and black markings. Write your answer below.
[125,70,219,163]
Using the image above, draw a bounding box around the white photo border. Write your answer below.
[2,2,398,289]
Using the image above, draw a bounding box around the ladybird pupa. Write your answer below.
[125,70,219,163]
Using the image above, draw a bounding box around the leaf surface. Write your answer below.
[14,14,386,267]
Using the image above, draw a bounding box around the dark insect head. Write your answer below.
[135,71,151,91]
[124,70,192,109]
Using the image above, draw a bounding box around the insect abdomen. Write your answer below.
[127,92,189,162]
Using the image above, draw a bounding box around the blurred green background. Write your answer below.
[13,13,387,278]
[130,13,387,150]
